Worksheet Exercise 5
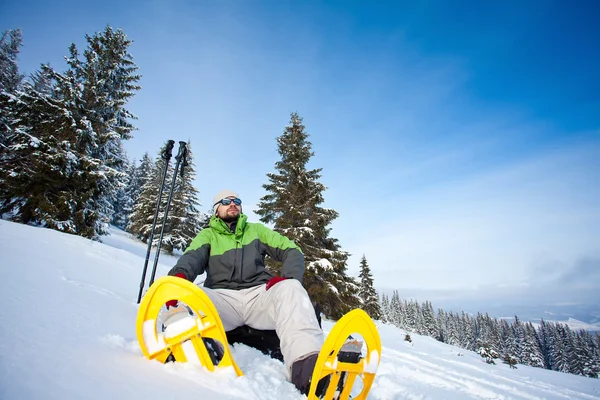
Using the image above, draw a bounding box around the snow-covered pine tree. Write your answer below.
[445,311,461,346]
[396,296,408,329]
[477,340,499,364]
[29,66,54,96]
[506,315,524,364]
[421,300,437,337]
[255,112,359,319]
[436,308,447,343]
[358,255,381,320]
[117,160,138,228]
[560,324,577,374]
[571,332,590,376]
[488,314,503,355]
[0,65,88,234]
[461,311,476,350]
[127,143,171,243]
[388,291,401,328]
[0,29,23,92]
[161,141,203,253]
[522,321,545,368]
[63,26,141,236]
[408,299,425,334]
[122,153,153,232]
[0,29,24,162]
[553,324,572,373]
[111,157,132,230]
[1,27,140,239]
[499,318,516,360]
[579,330,600,378]
[537,319,556,370]
[379,293,390,323]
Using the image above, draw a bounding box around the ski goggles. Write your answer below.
[215,197,242,206]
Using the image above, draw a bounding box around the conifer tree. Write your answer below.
[445,311,460,346]
[461,312,476,350]
[396,296,408,329]
[407,300,425,334]
[477,340,499,364]
[0,29,24,162]
[379,293,390,323]
[556,324,575,373]
[0,29,23,92]
[255,112,359,319]
[116,159,139,229]
[0,27,140,239]
[388,291,401,327]
[64,26,141,236]
[422,300,438,337]
[358,255,381,319]
[488,315,503,354]
[499,318,513,356]
[538,319,556,370]
[506,315,524,363]
[111,158,132,229]
[436,309,447,343]
[30,66,54,95]
[0,67,88,234]
[580,330,600,378]
[127,143,170,242]
[571,332,589,376]
[522,322,545,368]
[122,153,153,231]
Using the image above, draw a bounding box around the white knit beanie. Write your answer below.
[212,189,239,214]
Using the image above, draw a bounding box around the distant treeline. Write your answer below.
[381,291,600,378]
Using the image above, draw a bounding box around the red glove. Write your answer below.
[266,276,288,290]
[165,273,187,308]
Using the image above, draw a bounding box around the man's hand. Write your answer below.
[165,273,187,308]
[266,276,288,290]
[165,299,178,308]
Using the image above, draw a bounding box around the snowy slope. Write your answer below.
[1,220,599,400]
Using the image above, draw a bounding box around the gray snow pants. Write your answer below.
[198,279,324,374]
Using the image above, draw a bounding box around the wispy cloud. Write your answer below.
[344,139,600,297]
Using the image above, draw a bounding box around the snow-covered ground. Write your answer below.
[1,220,599,399]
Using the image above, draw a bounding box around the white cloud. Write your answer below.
[342,138,600,299]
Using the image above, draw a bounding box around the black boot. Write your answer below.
[291,353,330,397]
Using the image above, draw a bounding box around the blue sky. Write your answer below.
[2,1,599,314]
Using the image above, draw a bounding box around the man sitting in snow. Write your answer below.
[164,189,324,395]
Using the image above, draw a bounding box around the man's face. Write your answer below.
[217,196,241,222]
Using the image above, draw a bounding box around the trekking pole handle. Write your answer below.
[177,141,189,178]
[162,140,175,161]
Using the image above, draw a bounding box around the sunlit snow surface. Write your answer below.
[1,220,599,399]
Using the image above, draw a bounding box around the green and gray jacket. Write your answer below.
[168,213,304,290]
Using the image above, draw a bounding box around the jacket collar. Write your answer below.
[210,213,247,235]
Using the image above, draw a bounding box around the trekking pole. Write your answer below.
[148,141,188,287]
[137,140,175,304]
